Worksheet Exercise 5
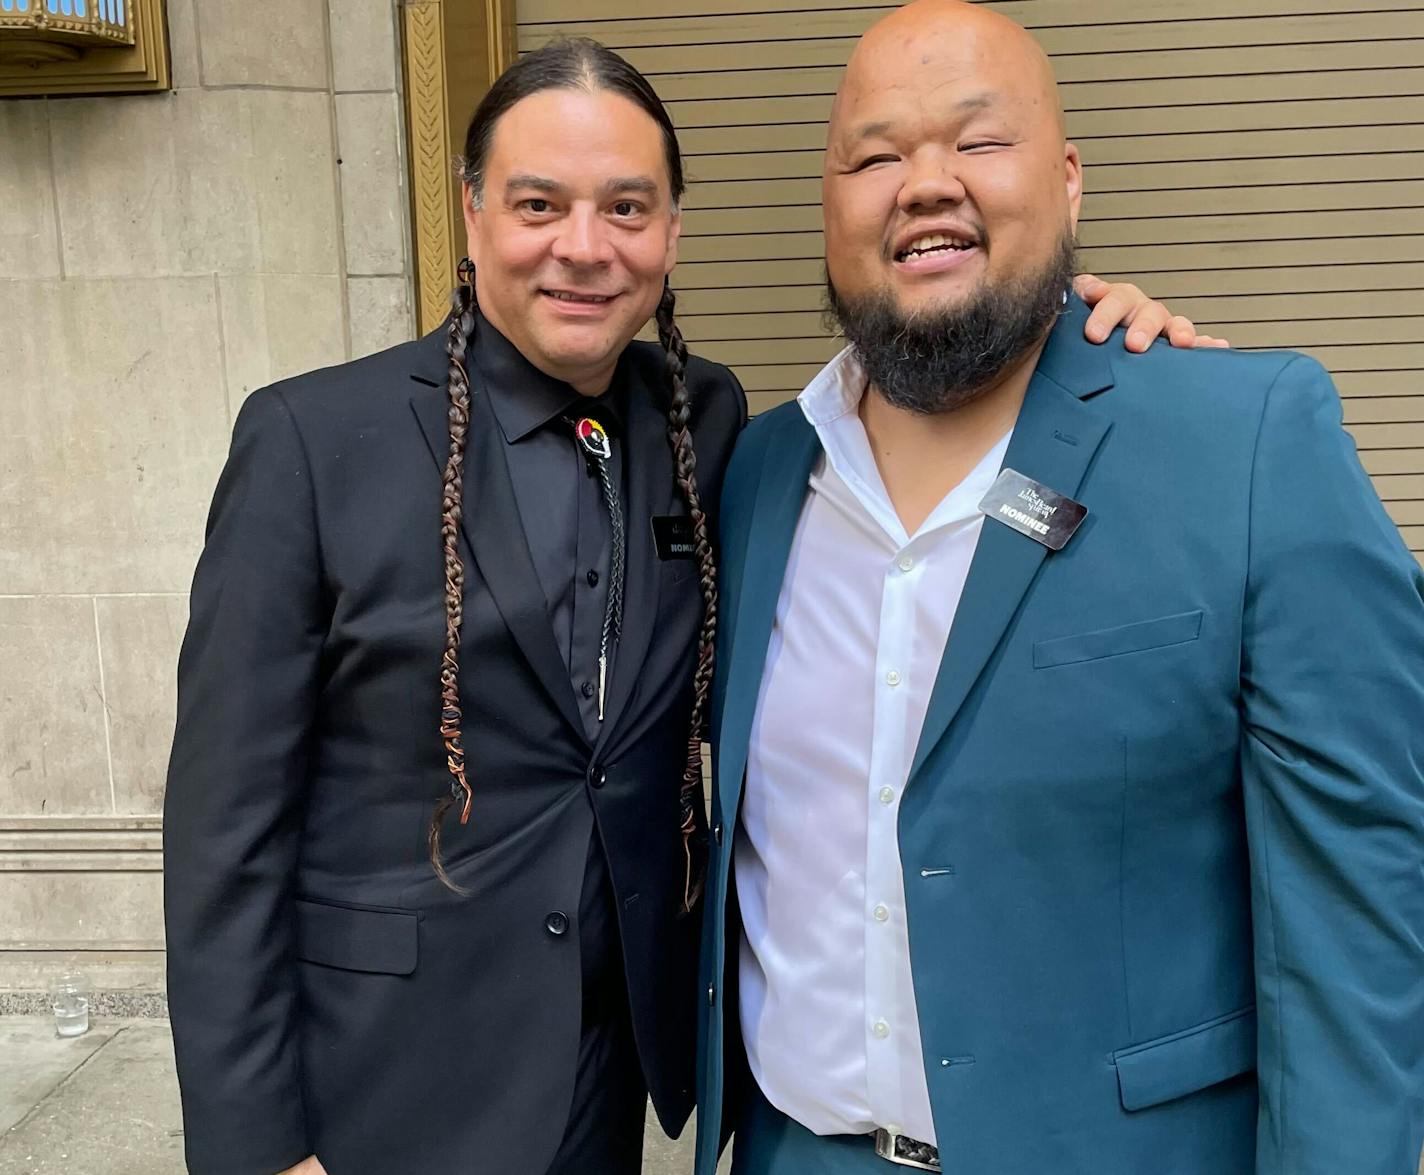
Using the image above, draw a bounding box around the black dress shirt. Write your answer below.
[472,311,629,742]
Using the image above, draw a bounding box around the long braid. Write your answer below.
[429,273,478,894]
[655,279,717,913]
[434,38,695,895]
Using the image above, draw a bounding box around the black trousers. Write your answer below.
[545,827,648,1175]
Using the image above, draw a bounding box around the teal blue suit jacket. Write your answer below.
[696,298,1424,1175]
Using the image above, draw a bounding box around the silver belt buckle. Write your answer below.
[872,1127,941,1172]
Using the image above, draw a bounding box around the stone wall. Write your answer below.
[0,0,416,996]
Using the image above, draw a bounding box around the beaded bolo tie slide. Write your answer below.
[573,417,626,721]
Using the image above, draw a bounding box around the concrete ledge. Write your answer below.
[0,951,165,1006]
[0,991,167,1019]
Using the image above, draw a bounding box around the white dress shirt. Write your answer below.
[735,345,1011,1144]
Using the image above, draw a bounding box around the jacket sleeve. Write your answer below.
[164,386,327,1175]
[1239,355,1424,1173]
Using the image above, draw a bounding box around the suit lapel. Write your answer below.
[407,334,587,741]
[716,409,821,824]
[595,361,667,746]
[909,303,1115,781]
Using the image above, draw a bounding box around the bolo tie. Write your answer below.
[570,416,625,721]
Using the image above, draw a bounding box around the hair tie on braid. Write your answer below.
[429,268,478,895]
[655,279,719,914]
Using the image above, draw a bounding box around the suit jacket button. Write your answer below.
[707,983,716,1007]
[545,911,569,936]
[713,823,723,845]
[590,767,607,790]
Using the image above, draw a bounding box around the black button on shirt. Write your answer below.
[472,312,627,742]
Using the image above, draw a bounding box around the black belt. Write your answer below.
[872,1127,940,1171]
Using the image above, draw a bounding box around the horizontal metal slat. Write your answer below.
[1371,473,1424,496]
[683,125,1424,179]
[1363,448,1424,474]
[679,188,1424,236]
[1079,236,1424,272]
[671,234,1424,287]
[662,68,1424,129]
[672,287,1424,326]
[521,1,1424,39]
[707,344,1423,384]
[675,214,1424,263]
[532,14,1423,71]
[1396,525,1424,546]
[676,97,1424,155]
[640,41,1424,100]
[1336,372,1421,398]
[739,393,1424,425]
[1343,397,1424,424]
[1384,498,1424,521]
[685,141,1424,186]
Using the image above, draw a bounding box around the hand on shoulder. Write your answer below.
[1075,273,1232,351]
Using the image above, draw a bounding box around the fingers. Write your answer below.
[1165,314,1199,351]
[1082,281,1146,344]
[1122,297,1172,352]
[1073,273,1110,302]
[1076,276,1228,350]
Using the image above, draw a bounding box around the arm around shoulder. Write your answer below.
[164,386,328,1174]
[1239,355,1424,1174]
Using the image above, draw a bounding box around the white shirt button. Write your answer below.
[897,555,914,572]
[879,786,895,805]
[873,904,889,922]
[885,669,902,687]
[872,1019,890,1039]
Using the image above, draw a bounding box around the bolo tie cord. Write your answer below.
[572,417,626,721]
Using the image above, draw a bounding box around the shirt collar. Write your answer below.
[795,343,1012,546]
[797,344,867,430]
[473,310,626,444]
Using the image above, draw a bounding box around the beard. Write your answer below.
[824,229,1078,416]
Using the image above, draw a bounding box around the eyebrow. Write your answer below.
[600,176,660,198]
[955,93,996,114]
[504,174,565,196]
[847,94,997,142]
[851,120,894,142]
[503,174,662,200]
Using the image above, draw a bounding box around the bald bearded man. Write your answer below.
[695,4,1424,1175]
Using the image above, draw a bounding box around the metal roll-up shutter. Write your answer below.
[519,2,1424,566]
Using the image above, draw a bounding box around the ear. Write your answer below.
[461,181,482,266]
[663,202,682,277]
[1064,142,1083,232]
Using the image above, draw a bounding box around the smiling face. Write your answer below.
[822,0,1082,321]
[464,87,681,395]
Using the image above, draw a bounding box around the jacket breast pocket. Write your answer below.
[294,897,418,975]
[1113,1005,1256,1111]
[1033,609,1204,669]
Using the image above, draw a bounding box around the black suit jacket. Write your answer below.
[163,323,747,1175]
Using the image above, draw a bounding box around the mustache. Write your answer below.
[823,230,1078,416]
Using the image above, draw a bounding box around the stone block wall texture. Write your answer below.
[0,0,417,991]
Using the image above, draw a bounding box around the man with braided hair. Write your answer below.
[164,36,1210,1175]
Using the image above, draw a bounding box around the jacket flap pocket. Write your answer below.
[1113,1005,1256,1112]
[294,898,418,975]
[1034,609,1203,669]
